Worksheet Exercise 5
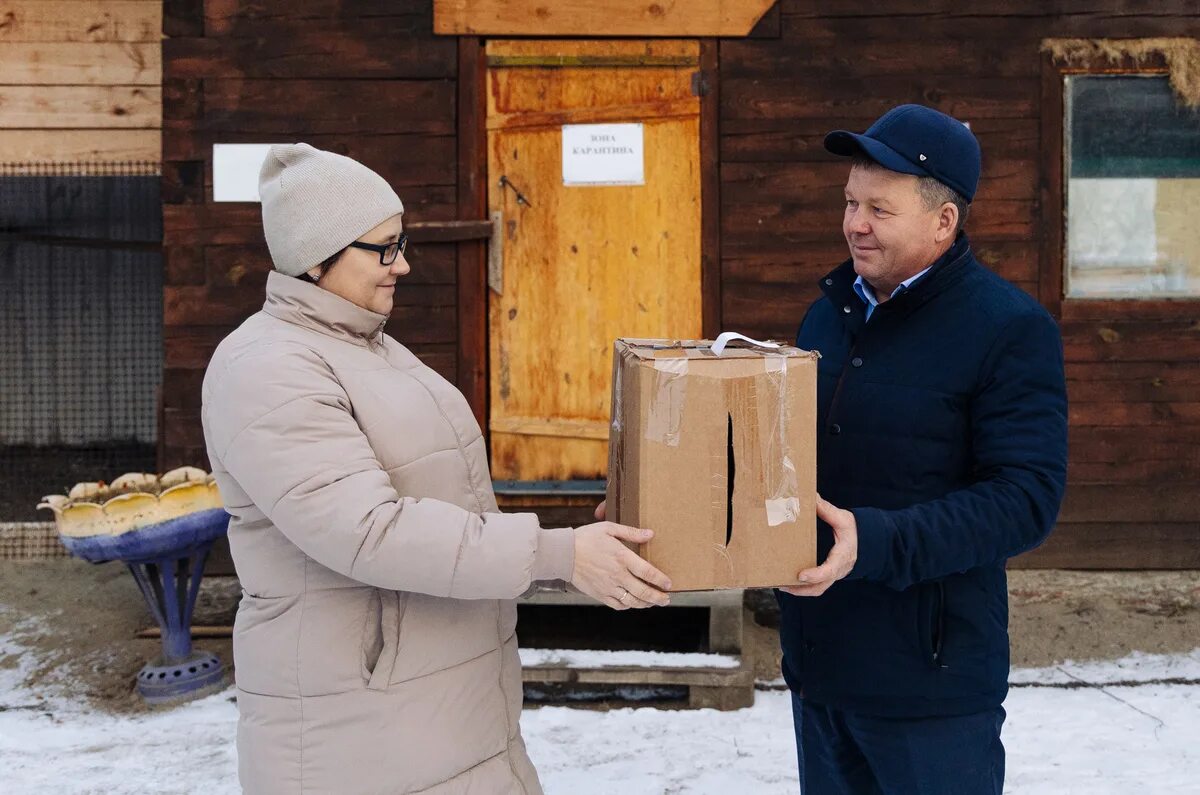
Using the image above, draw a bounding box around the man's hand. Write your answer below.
[594,499,606,521]
[780,496,858,597]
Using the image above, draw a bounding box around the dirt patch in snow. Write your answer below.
[0,559,237,714]
[742,570,1200,682]
[2,561,1196,713]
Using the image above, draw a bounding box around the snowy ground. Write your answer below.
[1,648,1197,794]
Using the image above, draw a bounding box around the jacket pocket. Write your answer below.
[365,590,406,691]
[917,581,947,669]
[360,590,384,679]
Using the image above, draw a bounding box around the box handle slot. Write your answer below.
[726,413,736,547]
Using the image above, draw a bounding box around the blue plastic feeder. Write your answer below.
[61,508,231,704]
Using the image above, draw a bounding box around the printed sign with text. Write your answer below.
[562,123,645,186]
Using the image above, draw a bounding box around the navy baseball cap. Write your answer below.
[824,104,981,202]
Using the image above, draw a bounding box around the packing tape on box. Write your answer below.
[762,355,802,527]
[646,356,689,446]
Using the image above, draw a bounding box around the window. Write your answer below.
[1064,75,1200,298]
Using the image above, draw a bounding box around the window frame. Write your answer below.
[1040,51,1197,321]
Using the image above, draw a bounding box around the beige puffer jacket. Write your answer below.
[201,271,575,794]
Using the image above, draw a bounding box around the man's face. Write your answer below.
[842,165,948,297]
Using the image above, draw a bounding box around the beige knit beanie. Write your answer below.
[258,143,404,277]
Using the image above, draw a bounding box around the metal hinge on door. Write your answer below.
[488,210,504,295]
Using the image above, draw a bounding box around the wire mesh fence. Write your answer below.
[0,163,162,521]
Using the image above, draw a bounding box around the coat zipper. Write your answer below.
[932,581,946,668]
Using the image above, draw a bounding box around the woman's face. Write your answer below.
[308,214,409,315]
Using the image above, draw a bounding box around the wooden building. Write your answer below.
[4,1,1199,569]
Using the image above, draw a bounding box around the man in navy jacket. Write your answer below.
[777,105,1068,794]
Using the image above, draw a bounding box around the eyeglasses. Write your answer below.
[347,233,408,265]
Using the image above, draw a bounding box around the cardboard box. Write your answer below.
[606,338,818,591]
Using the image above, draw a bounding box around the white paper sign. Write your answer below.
[562,124,644,186]
[212,144,278,202]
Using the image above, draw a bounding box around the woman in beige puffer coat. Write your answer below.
[201,144,672,794]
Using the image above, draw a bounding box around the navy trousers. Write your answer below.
[791,693,1005,795]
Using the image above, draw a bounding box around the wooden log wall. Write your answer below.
[0,1,161,164]
[160,0,460,468]
[160,0,1200,568]
[717,1,1200,568]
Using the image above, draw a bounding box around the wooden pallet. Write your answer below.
[522,662,755,710]
[520,587,745,654]
[519,588,752,709]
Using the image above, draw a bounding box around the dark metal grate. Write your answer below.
[0,164,162,520]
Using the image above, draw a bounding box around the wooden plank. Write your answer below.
[0,85,160,129]
[457,36,488,426]
[779,11,1197,43]
[165,245,205,286]
[721,117,1038,164]
[722,158,1035,203]
[162,78,202,121]
[161,159,204,204]
[1065,362,1200,403]
[521,664,751,688]
[163,204,262,246]
[203,0,428,37]
[163,198,458,247]
[435,0,776,37]
[0,42,159,85]
[202,80,456,136]
[488,98,699,133]
[1068,459,1200,485]
[490,416,609,441]
[163,407,204,449]
[164,128,457,188]
[1013,522,1200,569]
[408,342,457,382]
[1069,402,1200,428]
[386,304,457,345]
[1061,299,1200,322]
[163,0,203,37]
[407,220,492,243]
[162,367,205,410]
[1058,484,1200,524]
[780,1,1199,18]
[721,239,1038,290]
[0,1,161,42]
[1060,319,1200,363]
[700,38,721,339]
[486,38,699,60]
[721,77,1038,121]
[1039,53,1066,318]
[722,199,1035,243]
[164,285,264,327]
[164,326,230,367]
[204,241,458,289]
[0,129,160,162]
[164,34,457,80]
[720,37,1040,81]
[1068,426,1200,463]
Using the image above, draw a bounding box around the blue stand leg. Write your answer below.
[132,541,227,704]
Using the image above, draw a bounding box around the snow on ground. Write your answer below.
[1,643,1198,794]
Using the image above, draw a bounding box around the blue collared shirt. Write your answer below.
[853,266,933,321]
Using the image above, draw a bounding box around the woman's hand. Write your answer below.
[571,521,672,609]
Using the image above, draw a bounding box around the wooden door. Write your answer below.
[486,40,703,483]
